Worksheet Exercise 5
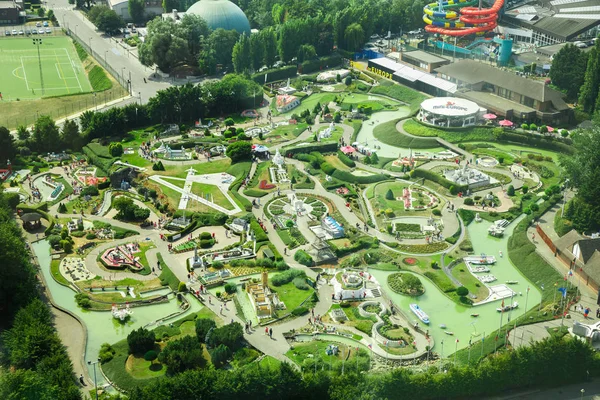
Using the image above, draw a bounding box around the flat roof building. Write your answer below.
[435,59,574,125]
[0,0,20,25]
[399,50,450,73]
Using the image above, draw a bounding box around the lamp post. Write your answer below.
[32,38,45,95]
[88,36,92,49]
[104,50,108,65]
[581,389,585,400]
[87,358,101,400]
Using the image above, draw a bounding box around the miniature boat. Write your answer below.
[506,280,519,285]
[445,331,454,335]
[409,303,430,324]
[471,266,491,273]
[439,324,447,329]
[488,220,509,237]
[465,254,496,265]
[470,314,479,317]
[496,302,519,312]
[499,251,503,258]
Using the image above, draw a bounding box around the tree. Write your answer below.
[207,322,243,350]
[549,44,588,101]
[158,335,206,374]
[139,19,190,72]
[370,152,379,164]
[249,34,265,71]
[385,189,394,200]
[210,344,231,368]
[162,0,178,12]
[88,6,124,34]
[128,0,145,24]
[232,34,251,74]
[32,115,61,153]
[344,23,364,52]
[60,119,81,151]
[108,142,124,157]
[179,15,210,61]
[37,7,45,17]
[579,40,600,114]
[262,28,277,68]
[195,318,216,343]
[16,125,29,141]
[456,286,469,296]
[199,28,239,74]
[297,44,316,63]
[127,327,155,354]
[522,185,529,194]
[113,197,150,221]
[0,127,16,164]
[226,141,252,162]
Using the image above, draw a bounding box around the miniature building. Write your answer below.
[245,271,285,319]
[21,213,41,230]
[276,95,300,113]
[444,162,493,189]
[277,78,297,96]
[321,216,344,239]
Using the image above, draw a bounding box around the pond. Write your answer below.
[32,241,204,387]
[370,215,541,354]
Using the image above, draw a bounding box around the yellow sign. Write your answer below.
[367,66,393,80]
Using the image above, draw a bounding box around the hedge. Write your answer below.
[271,268,305,286]
[250,219,268,242]
[337,151,356,168]
[411,169,468,194]
[252,65,297,84]
[283,142,338,156]
[82,145,114,175]
[499,131,574,155]
[328,236,375,257]
[331,169,389,184]
[300,54,342,74]
[18,203,55,236]
[293,249,314,267]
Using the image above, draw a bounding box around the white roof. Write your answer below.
[371,57,457,93]
[393,66,426,82]
[370,57,403,72]
[418,74,457,93]
[421,97,479,116]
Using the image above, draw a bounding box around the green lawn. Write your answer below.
[270,281,313,312]
[450,263,489,300]
[162,177,186,189]
[373,119,440,149]
[402,119,495,143]
[279,93,336,117]
[120,152,151,168]
[0,37,92,101]
[151,159,232,178]
[256,123,308,145]
[191,182,233,210]
[369,80,427,113]
[315,126,344,143]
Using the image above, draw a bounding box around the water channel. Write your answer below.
[32,240,204,386]
[370,215,542,353]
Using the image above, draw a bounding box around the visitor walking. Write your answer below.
[219,304,224,315]
[265,326,269,336]
[269,328,273,339]
[79,374,85,386]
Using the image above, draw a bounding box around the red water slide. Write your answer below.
[424,0,504,36]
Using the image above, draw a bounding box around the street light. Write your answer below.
[104,50,108,65]
[87,358,101,400]
[32,38,45,95]
[581,388,585,400]
[88,36,92,49]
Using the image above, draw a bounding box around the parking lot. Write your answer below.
[1,22,60,37]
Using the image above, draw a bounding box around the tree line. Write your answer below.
[0,73,261,167]
[126,335,598,400]
[0,190,81,399]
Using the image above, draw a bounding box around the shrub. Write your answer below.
[127,327,155,354]
[159,335,206,374]
[271,268,305,286]
[456,286,469,296]
[337,151,356,168]
[99,343,116,363]
[200,232,212,240]
[144,350,158,362]
[521,123,529,130]
[75,292,91,308]
[293,250,313,267]
[507,185,515,196]
[86,233,96,240]
[463,198,474,206]
[385,189,394,200]
[178,281,187,292]
[292,276,309,290]
[432,208,441,216]
[291,306,308,316]
[530,123,537,131]
[210,344,231,368]
[522,185,529,194]
[207,322,244,351]
[224,283,237,294]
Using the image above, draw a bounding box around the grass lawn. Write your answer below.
[151,159,232,178]
[270,281,313,312]
[277,230,298,249]
[286,340,368,370]
[369,80,427,113]
[451,263,490,300]
[324,155,351,171]
[338,92,400,106]
[256,122,308,145]
[155,183,181,209]
[120,152,151,168]
[51,258,70,286]
[316,126,344,143]
[162,177,186,189]
[378,343,416,355]
[485,142,561,161]
[191,182,233,210]
[402,119,495,143]
[345,119,363,142]
[137,242,157,275]
[279,93,336,117]
[374,119,440,149]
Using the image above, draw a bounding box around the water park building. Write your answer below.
[435,60,574,125]
[419,97,481,127]
[367,57,457,96]
[398,50,450,73]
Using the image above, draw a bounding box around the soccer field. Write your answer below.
[0,37,93,101]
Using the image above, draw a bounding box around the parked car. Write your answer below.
[11,29,17,35]
[36,22,41,27]
[18,30,24,35]
[43,21,49,27]
[5,30,10,36]
[25,29,31,35]
[38,29,44,34]
[32,29,38,34]
[45,28,51,34]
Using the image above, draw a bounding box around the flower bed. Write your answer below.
[402,257,418,265]
[387,272,424,296]
[259,180,276,190]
